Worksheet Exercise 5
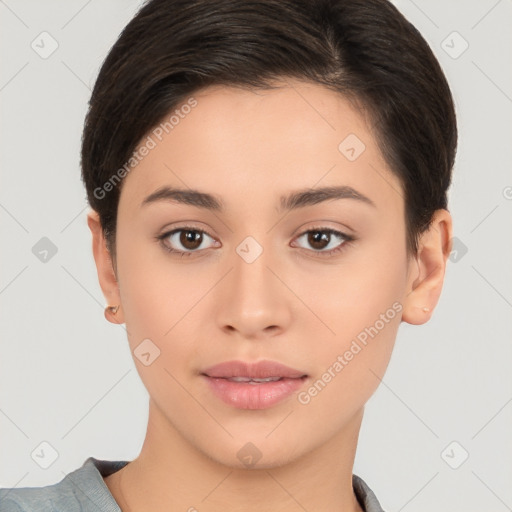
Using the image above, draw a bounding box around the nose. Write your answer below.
[216,239,292,340]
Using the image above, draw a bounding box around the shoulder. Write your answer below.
[353,473,387,512]
[0,457,129,512]
[0,494,24,512]
[0,478,65,512]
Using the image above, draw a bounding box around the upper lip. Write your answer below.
[202,360,307,379]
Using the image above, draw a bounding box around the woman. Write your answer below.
[0,0,456,510]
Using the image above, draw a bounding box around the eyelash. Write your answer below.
[156,224,355,258]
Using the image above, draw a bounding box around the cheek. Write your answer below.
[115,234,173,348]
[115,235,213,371]
[303,237,407,335]
[299,232,407,388]
[296,265,404,416]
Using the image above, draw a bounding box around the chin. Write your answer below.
[200,437,306,472]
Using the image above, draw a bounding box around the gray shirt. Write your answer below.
[0,457,385,511]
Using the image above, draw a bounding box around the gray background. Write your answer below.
[1,1,511,511]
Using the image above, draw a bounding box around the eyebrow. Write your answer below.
[140,185,376,212]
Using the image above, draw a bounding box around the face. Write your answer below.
[96,80,427,469]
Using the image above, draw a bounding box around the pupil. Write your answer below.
[181,230,202,249]
[309,231,329,249]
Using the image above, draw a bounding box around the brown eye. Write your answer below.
[158,227,217,256]
[293,228,353,256]
[307,231,331,250]
[179,229,203,250]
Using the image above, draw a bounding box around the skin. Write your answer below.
[88,78,452,512]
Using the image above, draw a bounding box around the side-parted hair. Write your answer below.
[81,0,457,261]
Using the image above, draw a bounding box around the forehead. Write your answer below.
[118,80,403,218]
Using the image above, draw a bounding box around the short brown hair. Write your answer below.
[81,0,457,261]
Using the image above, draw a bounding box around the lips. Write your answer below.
[201,359,307,380]
[201,360,308,409]
[223,376,282,383]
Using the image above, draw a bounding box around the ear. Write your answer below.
[402,209,453,325]
[87,209,125,325]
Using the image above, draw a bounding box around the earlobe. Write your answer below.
[86,209,125,325]
[401,209,453,325]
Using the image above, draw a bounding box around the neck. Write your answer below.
[105,403,366,512]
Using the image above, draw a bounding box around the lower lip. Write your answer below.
[202,375,307,410]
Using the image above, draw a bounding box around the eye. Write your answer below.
[157,226,218,257]
[156,225,355,258]
[292,227,354,256]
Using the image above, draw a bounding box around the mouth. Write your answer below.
[200,360,309,409]
[201,359,308,380]
[215,376,291,384]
